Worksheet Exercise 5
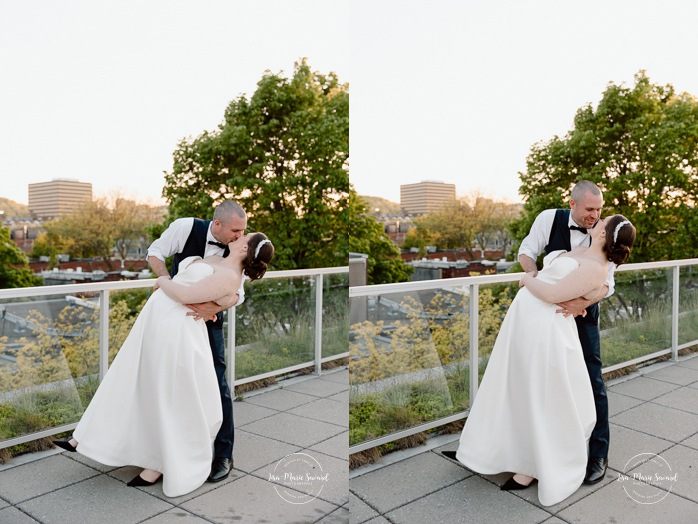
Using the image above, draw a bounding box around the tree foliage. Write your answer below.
[513,71,698,262]
[163,59,349,270]
[407,194,520,258]
[0,225,42,288]
[348,190,413,284]
[39,196,162,270]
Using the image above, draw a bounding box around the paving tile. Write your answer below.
[181,474,339,523]
[607,390,644,417]
[611,402,698,443]
[65,452,119,473]
[0,497,7,510]
[243,388,317,411]
[643,365,698,386]
[540,518,568,524]
[328,389,349,403]
[233,399,280,426]
[349,492,378,524]
[141,508,210,523]
[254,450,348,506]
[241,412,345,448]
[285,378,349,398]
[608,423,675,473]
[232,429,302,474]
[349,452,470,513]
[0,506,40,523]
[558,472,698,523]
[310,432,348,460]
[652,385,698,415]
[676,355,698,370]
[318,369,349,384]
[363,517,391,524]
[384,476,550,524]
[608,377,679,401]
[288,397,348,427]
[0,454,100,504]
[680,432,698,451]
[626,444,698,503]
[316,505,349,523]
[17,475,172,524]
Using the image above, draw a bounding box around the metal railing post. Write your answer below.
[672,265,680,362]
[99,289,110,380]
[228,306,236,388]
[314,274,324,375]
[469,283,479,406]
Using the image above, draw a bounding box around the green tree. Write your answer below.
[163,59,349,270]
[0,225,42,288]
[348,190,413,284]
[41,196,162,270]
[513,71,698,262]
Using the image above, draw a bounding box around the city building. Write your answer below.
[28,178,92,219]
[400,181,456,215]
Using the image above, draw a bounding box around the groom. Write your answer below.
[147,200,247,483]
[518,180,614,485]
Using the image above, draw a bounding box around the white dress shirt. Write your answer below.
[518,209,615,297]
[146,217,227,262]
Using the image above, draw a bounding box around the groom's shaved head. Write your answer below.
[214,200,246,222]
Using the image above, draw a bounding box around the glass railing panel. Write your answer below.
[0,291,101,443]
[349,285,470,448]
[679,265,698,346]
[232,276,317,380]
[323,272,349,360]
[600,268,672,366]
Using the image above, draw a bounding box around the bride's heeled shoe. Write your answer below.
[500,476,536,491]
[52,438,77,453]
[440,451,458,460]
[127,473,162,487]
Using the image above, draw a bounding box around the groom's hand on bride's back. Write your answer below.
[555,297,590,318]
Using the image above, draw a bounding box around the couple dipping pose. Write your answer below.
[443,180,636,507]
[54,201,274,497]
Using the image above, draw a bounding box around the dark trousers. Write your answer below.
[575,304,609,459]
[206,314,234,461]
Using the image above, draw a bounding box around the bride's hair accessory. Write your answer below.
[254,239,271,259]
[612,220,631,246]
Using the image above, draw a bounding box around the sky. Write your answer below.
[349,0,698,204]
[4,2,698,209]
[1,0,348,205]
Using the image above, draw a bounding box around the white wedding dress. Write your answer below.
[73,256,242,497]
[455,250,596,506]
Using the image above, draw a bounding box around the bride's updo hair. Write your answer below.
[244,233,274,281]
[603,215,636,266]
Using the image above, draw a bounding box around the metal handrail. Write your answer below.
[348,258,698,454]
[0,266,349,450]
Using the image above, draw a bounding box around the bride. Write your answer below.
[443,215,635,506]
[53,232,274,497]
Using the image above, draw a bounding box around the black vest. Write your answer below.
[170,218,211,277]
[544,209,598,323]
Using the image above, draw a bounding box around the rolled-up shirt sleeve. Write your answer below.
[518,209,556,263]
[146,217,194,262]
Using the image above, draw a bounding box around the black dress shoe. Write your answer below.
[440,451,458,460]
[127,473,161,487]
[501,476,536,491]
[208,457,232,483]
[583,457,608,485]
[52,438,77,452]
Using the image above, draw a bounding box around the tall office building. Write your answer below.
[400,181,456,216]
[28,179,92,219]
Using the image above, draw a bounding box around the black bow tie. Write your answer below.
[569,225,587,234]
[208,240,227,249]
